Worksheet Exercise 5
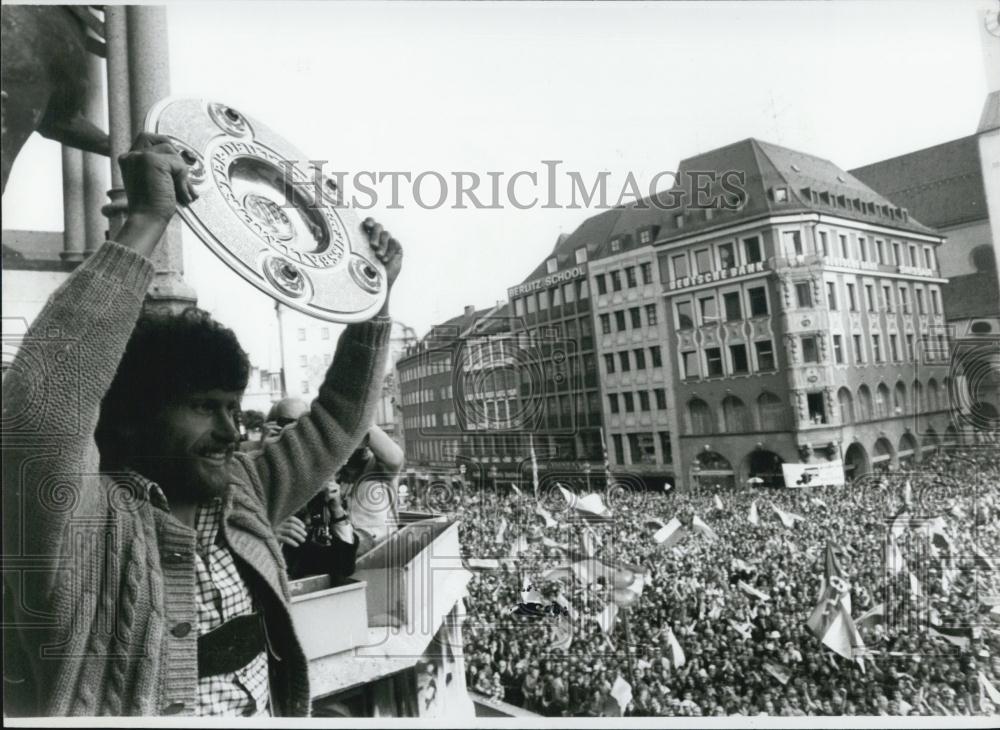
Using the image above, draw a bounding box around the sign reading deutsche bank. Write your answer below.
[667,261,766,292]
[782,460,846,488]
[508,266,586,297]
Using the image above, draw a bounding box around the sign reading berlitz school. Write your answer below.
[782,460,846,488]
[508,266,586,297]
[668,261,766,291]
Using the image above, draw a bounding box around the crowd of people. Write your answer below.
[449,446,1000,716]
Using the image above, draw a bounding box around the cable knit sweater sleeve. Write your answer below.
[1,242,154,597]
[249,316,391,526]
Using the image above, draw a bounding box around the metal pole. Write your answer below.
[60,147,86,263]
[275,301,288,398]
[103,5,131,238]
[126,5,197,313]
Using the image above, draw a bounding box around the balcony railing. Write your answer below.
[291,517,469,699]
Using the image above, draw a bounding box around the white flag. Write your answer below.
[582,525,598,558]
[714,495,724,511]
[738,580,771,602]
[691,515,718,541]
[980,671,1000,706]
[653,517,686,547]
[773,505,805,529]
[610,675,632,715]
[534,504,558,528]
[558,485,611,519]
[749,501,760,526]
[665,626,686,667]
[494,517,508,544]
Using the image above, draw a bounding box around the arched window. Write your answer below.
[757,392,787,431]
[923,426,938,454]
[912,380,924,412]
[944,423,960,446]
[876,383,891,418]
[873,437,894,468]
[927,378,939,411]
[893,382,907,414]
[898,432,919,466]
[838,387,855,424]
[722,395,751,432]
[857,385,873,421]
[696,450,733,472]
[688,398,715,434]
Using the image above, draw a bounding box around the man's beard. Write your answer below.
[133,454,233,504]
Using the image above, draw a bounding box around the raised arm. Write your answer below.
[367,423,405,475]
[1,134,194,588]
[250,219,403,524]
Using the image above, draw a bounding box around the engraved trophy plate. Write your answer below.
[145,97,386,323]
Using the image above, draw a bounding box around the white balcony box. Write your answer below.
[288,575,369,660]
[351,516,463,633]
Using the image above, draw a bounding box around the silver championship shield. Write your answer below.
[145,97,386,323]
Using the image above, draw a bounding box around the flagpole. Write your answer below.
[530,433,539,499]
[621,607,637,688]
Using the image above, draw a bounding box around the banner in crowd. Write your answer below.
[782,460,846,488]
[807,544,865,665]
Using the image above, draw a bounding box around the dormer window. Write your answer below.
[774,187,788,203]
[638,229,652,245]
[546,257,558,274]
[610,239,622,252]
[575,248,588,264]
[674,213,685,228]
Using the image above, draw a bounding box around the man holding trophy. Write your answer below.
[2,132,403,716]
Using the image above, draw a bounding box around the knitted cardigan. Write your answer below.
[1,241,390,716]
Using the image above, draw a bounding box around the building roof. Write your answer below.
[656,138,938,242]
[510,137,939,291]
[397,303,500,365]
[941,269,1000,320]
[849,135,988,230]
[516,208,628,284]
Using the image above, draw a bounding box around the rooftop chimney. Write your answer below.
[464,305,475,316]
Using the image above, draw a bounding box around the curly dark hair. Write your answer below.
[95,307,250,467]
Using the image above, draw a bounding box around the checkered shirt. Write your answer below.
[149,486,270,716]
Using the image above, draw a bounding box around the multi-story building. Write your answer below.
[657,138,955,488]
[454,303,522,481]
[850,90,1000,430]
[589,216,680,487]
[506,225,607,471]
[397,305,487,472]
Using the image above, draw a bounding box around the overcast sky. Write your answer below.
[2,1,993,365]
